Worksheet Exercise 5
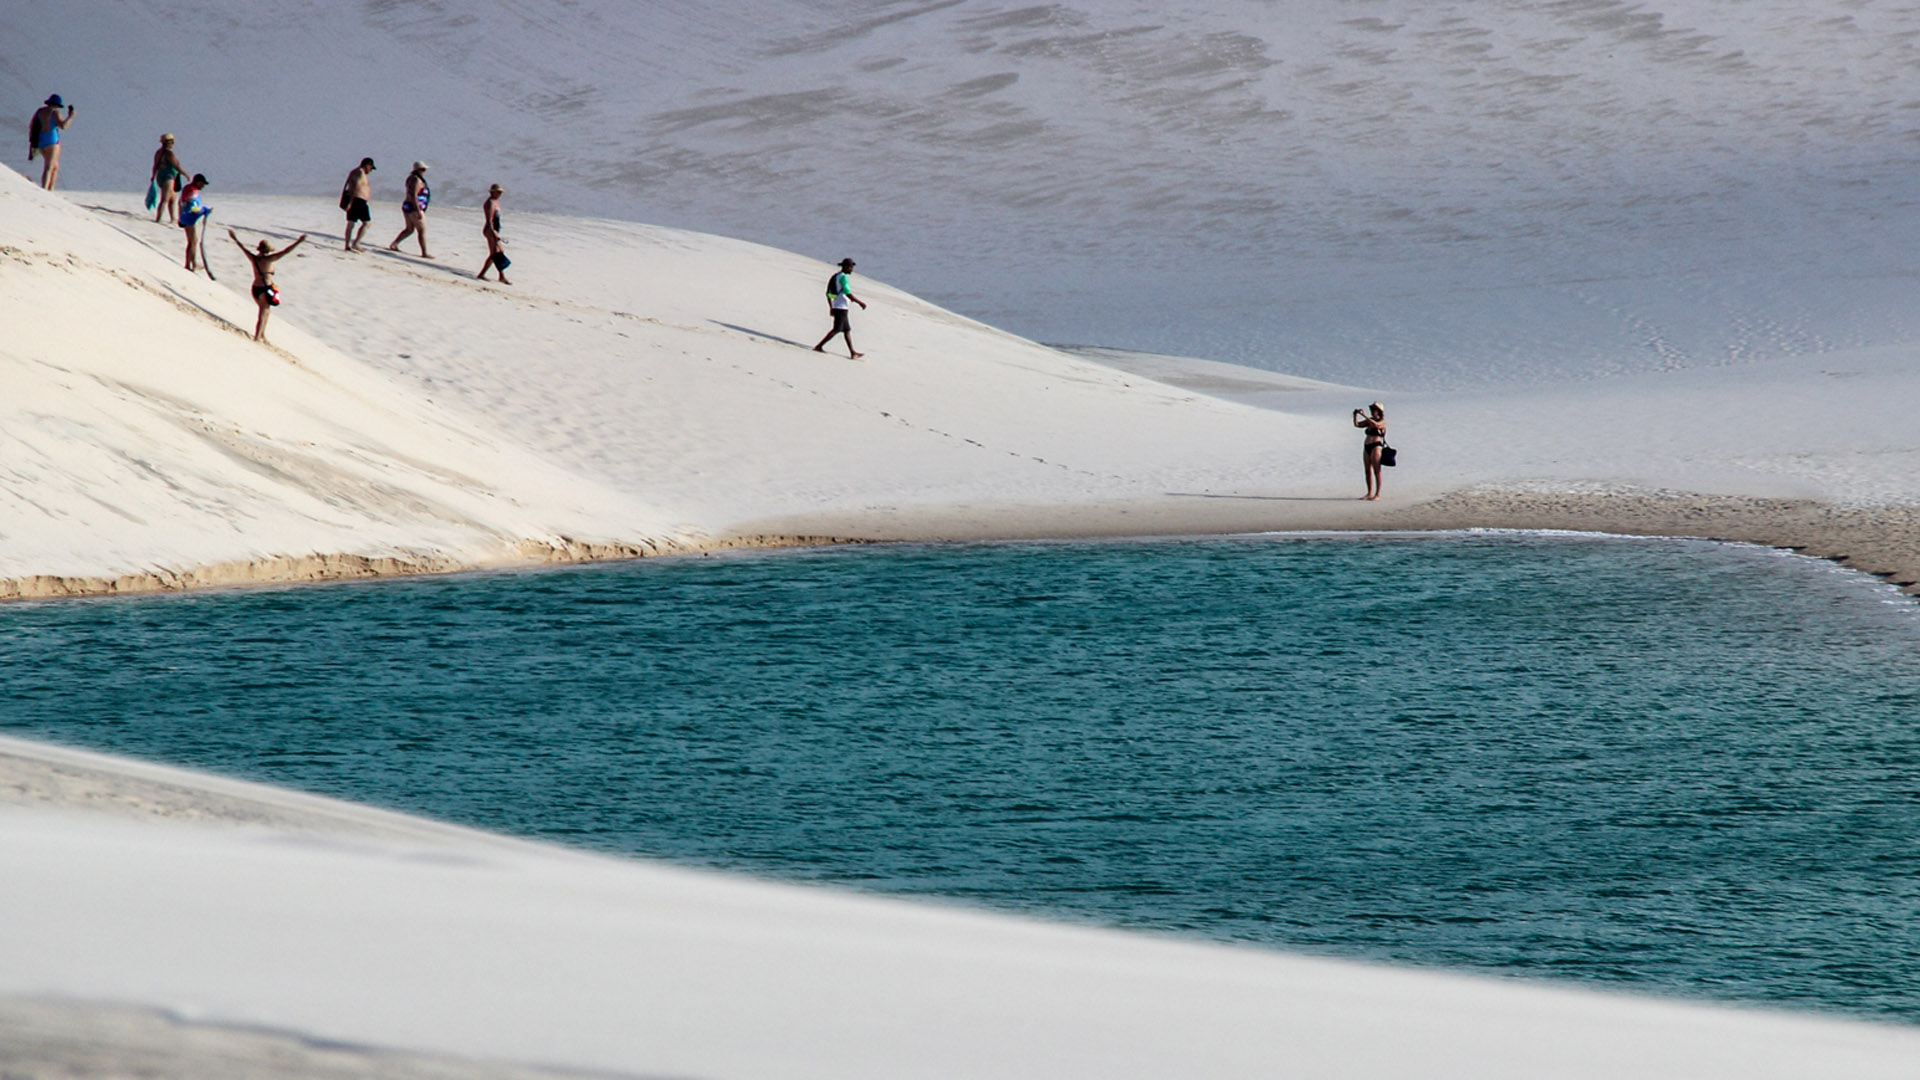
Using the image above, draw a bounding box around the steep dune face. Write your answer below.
[7,1,1919,385]
[0,170,676,589]
[0,167,1343,588]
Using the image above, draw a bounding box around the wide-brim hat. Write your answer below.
[45,94,62,107]
[412,161,430,172]
[838,258,856,268]
[489,183,504,194]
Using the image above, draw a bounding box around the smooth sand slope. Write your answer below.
[6,735,1920,1080]
[3,170,1372,596]
[18,178,1920,595]
[0,171,692,595]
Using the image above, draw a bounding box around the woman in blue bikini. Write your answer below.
[28,95,75,191]
[388,161,432,257]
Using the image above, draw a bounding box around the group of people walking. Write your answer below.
[134,137,517,343]
[28,95,1391,497]
[338,157,501,276]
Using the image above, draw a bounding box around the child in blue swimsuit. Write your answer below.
[179,175,211,271]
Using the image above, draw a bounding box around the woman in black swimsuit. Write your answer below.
[1353,402,1386,501]
[228,228,307,343]
[477,184,510,284]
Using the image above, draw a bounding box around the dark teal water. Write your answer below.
[5,534,1920,1019]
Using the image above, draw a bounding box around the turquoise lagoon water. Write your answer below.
[4,534,1920,1020]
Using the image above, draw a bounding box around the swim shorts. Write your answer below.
[251,283,280,306]
[346,197,371,223]
[831,309,852,333]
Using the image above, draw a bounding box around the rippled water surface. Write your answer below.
[5,535,1920,1019]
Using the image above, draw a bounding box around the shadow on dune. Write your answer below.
[1165,492,1356,502]
[711,321,808,348]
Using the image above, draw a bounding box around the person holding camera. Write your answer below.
[1353,402,1389,501]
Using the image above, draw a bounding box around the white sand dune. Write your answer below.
[2,168,1372,594]
[20,177,1917,593]
[6,736,1920,1080]
[0,171,687,591]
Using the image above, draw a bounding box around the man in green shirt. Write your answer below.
[813,258,867,358]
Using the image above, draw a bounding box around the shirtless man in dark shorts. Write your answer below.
[341,157,375,251]
[228,228,307,342]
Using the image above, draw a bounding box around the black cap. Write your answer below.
[838,258,856,268]
[361,157,376,169]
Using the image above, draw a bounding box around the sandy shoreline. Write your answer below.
[4,487,1912,603]
[0,533,845,602]
[710,488,1920,595]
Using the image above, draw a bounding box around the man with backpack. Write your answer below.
[813,257,868,358]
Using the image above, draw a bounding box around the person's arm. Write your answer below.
[59,106,74,129]
[226,228,248,253]
[274,235,309,259]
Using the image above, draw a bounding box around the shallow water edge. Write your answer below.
[8,487,1919,602]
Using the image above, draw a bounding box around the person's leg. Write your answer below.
[39,145,58,189]
[1362,448,1375,499]
[414,216,430,257]
[388,223,412,250]
[344,218,354,250]
[844,329,861,359]
[183,229,195,270]
[254,297,269,341]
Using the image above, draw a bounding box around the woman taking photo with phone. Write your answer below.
[1353,402,1388,501]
